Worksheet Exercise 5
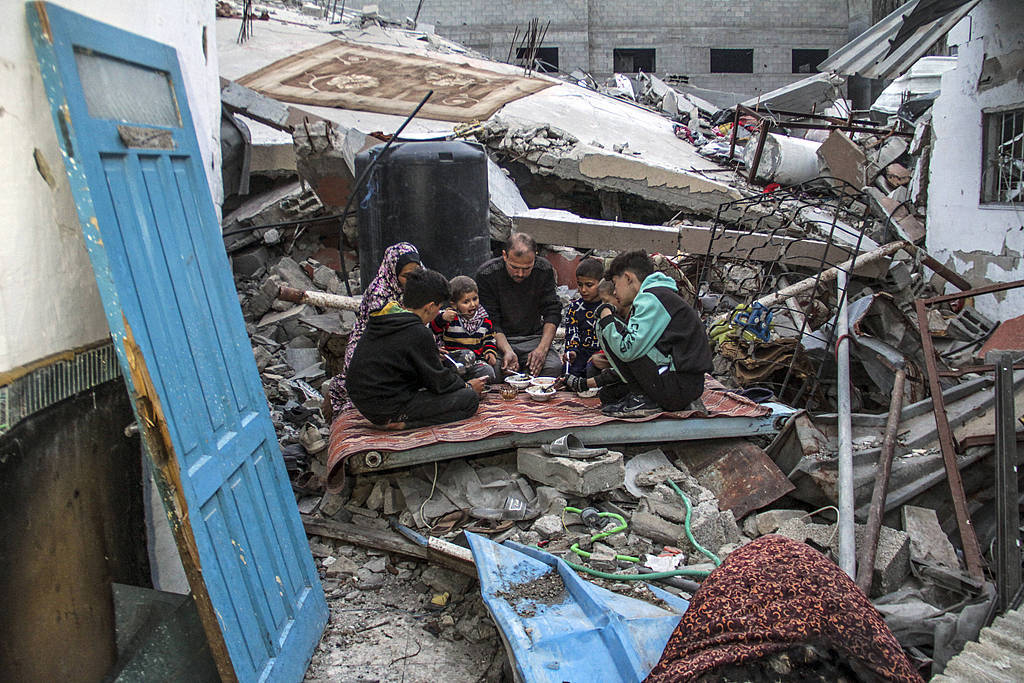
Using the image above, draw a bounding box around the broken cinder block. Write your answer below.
[516,448,624,496]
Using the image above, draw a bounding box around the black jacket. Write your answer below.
[347,303,466,419]
[475,256,562,337]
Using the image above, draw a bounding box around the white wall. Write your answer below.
[0,1,220,374]
[926,0,1024,321]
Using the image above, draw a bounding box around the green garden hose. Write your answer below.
[666,479,722,567]
[563,507,641,563]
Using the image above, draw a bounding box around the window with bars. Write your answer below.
[982,107,1024,204]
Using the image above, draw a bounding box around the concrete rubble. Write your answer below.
[210,2,1022,680]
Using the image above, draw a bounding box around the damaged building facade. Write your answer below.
[926,0,1024,320]
[1,0,1022,680]
[370,0,852,96]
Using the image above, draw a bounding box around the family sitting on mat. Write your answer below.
[326,232,711,431]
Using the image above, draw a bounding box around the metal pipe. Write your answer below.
[856,367,906,594]
[836,269,856,579]
[277,285,361,312]
[991,351,1021,612]
[755,240,908,309]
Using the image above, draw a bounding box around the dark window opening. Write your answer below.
[710,48,753,74]
[792,49,830,74]
[515,46,559,72]
[613,48,656,73]
[981,107,1024,204]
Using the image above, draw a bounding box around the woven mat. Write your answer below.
[327,376,769,480]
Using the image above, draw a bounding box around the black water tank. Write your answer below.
[356,141,489,291]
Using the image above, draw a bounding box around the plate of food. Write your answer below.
[506,373,532,389]
[526,385,556,401]
[529,376,557,389]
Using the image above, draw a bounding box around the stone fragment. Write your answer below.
[365,480,388,512]
[363,557,387,574]
[630,512,684,547]
[355,568,385,590]
[421,566,471,597]
[273,256,315,290]
[312,265,341,293]
[516,448,624,496]
[232,246,269,278]
[754,509,807,536]
[324,555,360,578]
[902,506,960,569]
[531,514,564,540]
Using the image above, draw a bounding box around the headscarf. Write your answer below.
[456,302,489,337]
[645,535,923,683]
[328,242,421,415]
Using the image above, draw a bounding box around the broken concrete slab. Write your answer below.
[753,509,807,536]
[513,208,861,271]
[516,448,624,497]
[818,129,868,189]
[273,256,316,291]
[902,505,960,570]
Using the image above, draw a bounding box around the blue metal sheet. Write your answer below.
[26,4,327,680]
[466,533,688,683]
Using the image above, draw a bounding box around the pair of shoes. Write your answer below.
[601,393,661,418]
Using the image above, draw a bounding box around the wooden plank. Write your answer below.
[300,515,478,577]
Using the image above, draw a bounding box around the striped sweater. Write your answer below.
[430,311,498,359]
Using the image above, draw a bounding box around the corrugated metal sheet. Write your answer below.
[0,343,120,436]
[932,605,1024,681]
[818,0,981,81]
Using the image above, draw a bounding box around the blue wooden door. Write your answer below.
[27,5,327,680]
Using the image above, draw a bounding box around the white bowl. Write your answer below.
[530,377,556,388]
[576,388,600,398]
[526,386,556,401]
[507,375,532,389]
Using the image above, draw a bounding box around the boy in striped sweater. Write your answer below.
[431,275,500,382]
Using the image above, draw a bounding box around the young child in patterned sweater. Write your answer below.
[562,258,606,378]
[430,275,500,382]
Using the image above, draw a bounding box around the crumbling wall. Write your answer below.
[0,0,220,374]
[926,0,1024,321]
[369,0,848,96]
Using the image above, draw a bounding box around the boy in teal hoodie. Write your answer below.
[596,250,712,418]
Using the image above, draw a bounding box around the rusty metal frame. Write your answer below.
[914,277,1024,580]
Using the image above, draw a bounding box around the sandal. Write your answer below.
[464,519,516,535]
[541,433,608,459]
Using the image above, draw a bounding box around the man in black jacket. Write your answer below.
[347,269,485,430]
[475,232,562,377]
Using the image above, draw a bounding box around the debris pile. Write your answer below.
[213,1,1022,680]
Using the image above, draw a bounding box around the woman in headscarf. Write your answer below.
[326,242,422,418]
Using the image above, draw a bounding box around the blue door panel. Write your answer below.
[27,4,328,680]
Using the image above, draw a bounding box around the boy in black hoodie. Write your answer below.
[347,269,485,430]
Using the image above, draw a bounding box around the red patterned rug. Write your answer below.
[327,376,770,487]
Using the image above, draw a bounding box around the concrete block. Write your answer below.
[273,256,315,291]
[902,505,960,570]
[530,514,564,540]
[516,448,624,496]
[754,509,807,536]
[232,246,269,278]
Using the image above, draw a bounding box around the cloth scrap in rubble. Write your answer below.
[646,535,924,683]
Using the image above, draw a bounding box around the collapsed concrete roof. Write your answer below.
[216,12,744,219]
